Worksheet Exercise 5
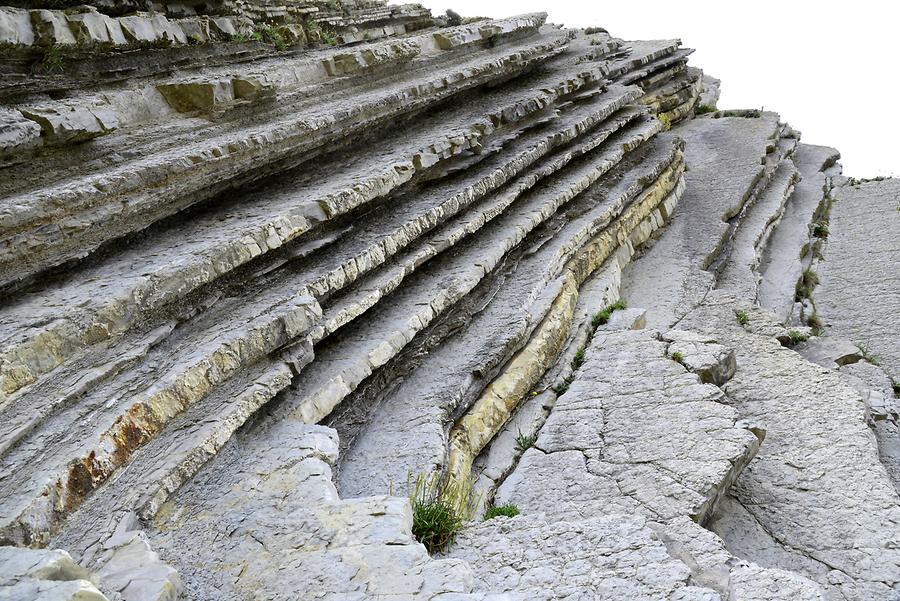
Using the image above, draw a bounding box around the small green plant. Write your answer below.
[39,44,65,73]
[671,350,685,364]
[250,30,264,42]
[483,503,520,521]
[786,330,809,346]
[735,310,750,326]
[794,268,819,301]
[806,313,823,334]
[261,26,288,50]
[326,0,341,9]
[695,104,716,115]
[657,111,672,130]
[592,300,627,329]
[554,374,574,395]
[187,33,204,45]
[408,472,479,554]
[584,26,607,34]
[320,28,339,46]
[231,32,248,43]
[515,430,536,453]
[571,348,586,370]
[857,343,882,366]
[811,221,829,239]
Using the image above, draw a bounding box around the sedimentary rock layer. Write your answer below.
[816,177,899,380]
[0,1,896,600]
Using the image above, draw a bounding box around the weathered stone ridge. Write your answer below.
[0,1,897,600]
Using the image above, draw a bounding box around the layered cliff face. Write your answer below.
[0,2,897,600]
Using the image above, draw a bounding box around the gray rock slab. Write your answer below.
[796,337,862,370]
[816,178,900,380]
[679,291,900,600]
[621,115,782,329]
[757,144,840,321]
[717,159,799,301]
[663,329,737,385]
[448,513,718,601]
[149,420,472,600]
[452,326,820,599]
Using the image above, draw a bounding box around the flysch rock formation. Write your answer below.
[0,1,897,600]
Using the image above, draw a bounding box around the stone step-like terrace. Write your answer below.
[1,2,898,600]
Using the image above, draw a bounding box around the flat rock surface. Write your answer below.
[816,178,900,380]
[757,144,839,321]
[680,292,900,601]
[621,115,780,328]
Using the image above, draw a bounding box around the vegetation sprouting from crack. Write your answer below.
[407,472,481,554]
[794,268,819,302]
[38,44,65,73]
[857,342,881,366]
[515,430,536,452]
[786,330,809,347]
[483,503,520,521]
[592,300,627,329]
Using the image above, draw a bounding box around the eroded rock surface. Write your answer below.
[0,1,896,599]
[817,177,900,380]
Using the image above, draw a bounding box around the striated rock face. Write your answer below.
[0,2,897,600]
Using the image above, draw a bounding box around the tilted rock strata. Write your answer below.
[450,327,822,600]
[621,107,900,599]
[679,294,900,600]
[816,177,900,380]
[0,1,897,600]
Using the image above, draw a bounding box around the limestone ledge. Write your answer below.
[0,1,431,50]
[286,116,669,429]
[0,28,569,290]
[0,6,252,49]
[0,56,604,411]
[0,13,547,159]
[446,149,686,486]
[0,294,321,547]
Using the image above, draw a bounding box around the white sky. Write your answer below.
[414,0,899,177]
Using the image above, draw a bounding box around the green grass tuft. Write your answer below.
[695,104,716,115]
[571,348,586,370]
[255,26,288,50]
[592,300,627,329]
[515,430,536,453]
[483,503,520,521]
[794,268,819,302]
[39,44,65,73]
[857,343,882,366]
[320,28,339,46]
[811,221,829,239]
[554,374,573,395]
[735,310,750,326]
[408,472,480,554]
[671,350,684,364]
[786,330,809,346]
